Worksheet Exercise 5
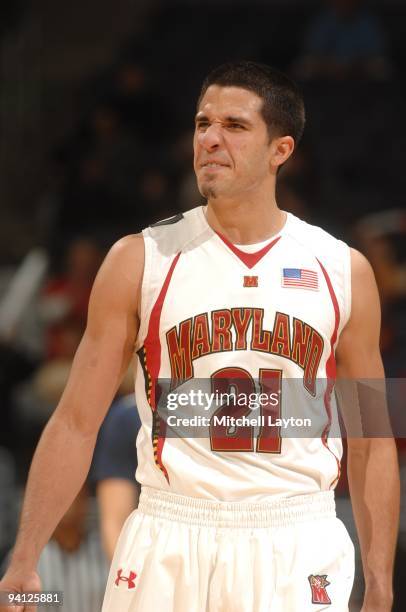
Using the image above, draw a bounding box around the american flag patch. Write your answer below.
[282,268,319,290]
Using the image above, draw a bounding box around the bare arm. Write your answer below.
[336,248,400,612]
[97,479,139,561]
[0,235,144,598]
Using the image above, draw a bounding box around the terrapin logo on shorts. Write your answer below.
[115,568,137,589]
[308,574,331,605]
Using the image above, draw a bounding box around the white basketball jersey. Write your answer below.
[134,206,351,501]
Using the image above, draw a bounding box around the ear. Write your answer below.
[269,136,295,170]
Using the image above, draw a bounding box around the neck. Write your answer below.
[205,193,286,245]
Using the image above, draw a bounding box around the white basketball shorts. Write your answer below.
[102,486,355,611]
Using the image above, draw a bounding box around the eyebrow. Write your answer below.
[194,113,253,126]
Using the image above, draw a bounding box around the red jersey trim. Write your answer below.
[143,252,182,482]
[317,258,342,489]
[216,233,281,269]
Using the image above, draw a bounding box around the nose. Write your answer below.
[197,123,222,151]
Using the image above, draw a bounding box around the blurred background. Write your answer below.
[0,0,406,610]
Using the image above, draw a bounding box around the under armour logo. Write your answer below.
[115,568,137,589]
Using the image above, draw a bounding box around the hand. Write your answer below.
[0,567,41,612]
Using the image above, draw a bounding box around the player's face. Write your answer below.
[194,85,273,200]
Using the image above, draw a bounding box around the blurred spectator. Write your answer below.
[11,349,73,473]
[172,129,204,212]
[353,209,406,449]
[0,448,18,562]
[84,103,143,209]
[276,141,320,224]
[293,0,392,81]
[9,238,101,464]
[0,2,25,38]
[354,209,406,335]
[56,156,118,241]
[276,181,309,221]
[111,61,174,145]
[0,484,108,612]
[138,168,176,224]
[91,394,141,562]
[40,238,102,359]
[35,485,108,612]
[0,341,38,449]
[178,170,204,212]
[32,358,73,409]
[354,210,406,307]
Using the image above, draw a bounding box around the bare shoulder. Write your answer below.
[89,234,145,317]
[336,250,384,380]
[337,248,381,368]
[107,233,144,270]
[349,247,380,313]
[350,247,376,286]
[109,233,144,256]
[97,233,144,283]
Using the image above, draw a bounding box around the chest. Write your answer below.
[160,237,336,346]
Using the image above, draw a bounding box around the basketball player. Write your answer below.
[0,61,399,611]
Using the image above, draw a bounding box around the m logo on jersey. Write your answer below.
[308,574,331,605]
[243,275,258,287]
[115,568,137,589]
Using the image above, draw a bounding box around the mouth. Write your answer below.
[200,162,229,170]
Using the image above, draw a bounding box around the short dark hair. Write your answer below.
[198,60,306,145]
